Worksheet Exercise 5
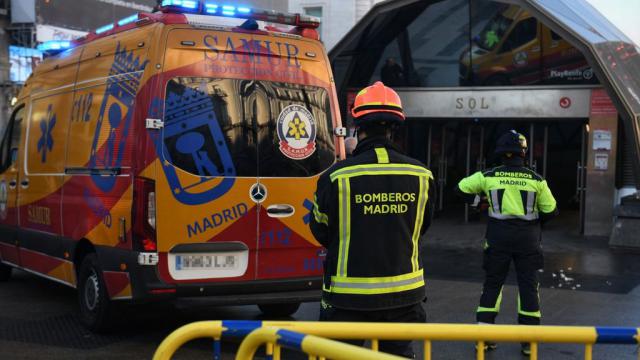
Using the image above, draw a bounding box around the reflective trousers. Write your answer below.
[320,300,426,358]
[476,247,543,325]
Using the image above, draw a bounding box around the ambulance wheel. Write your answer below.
[0,262,12,281]
[78,254,115,332]
[258,303,301,317]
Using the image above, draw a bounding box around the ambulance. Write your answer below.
[0,1,344,331]
[459,5,597,86]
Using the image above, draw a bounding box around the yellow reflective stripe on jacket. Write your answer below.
[337,178,351,277]
[374,148,389,164]
[410,175,428,271]
[459,169,557,221]
[312,195,329,225]
[329,269,424,295]
[330,163,432,182]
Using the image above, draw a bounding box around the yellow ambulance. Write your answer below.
[0,1,344,331]
[459,5,596,85]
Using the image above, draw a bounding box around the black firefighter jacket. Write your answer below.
[310,136,435,310]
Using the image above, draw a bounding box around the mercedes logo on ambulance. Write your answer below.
[249,183,267,203]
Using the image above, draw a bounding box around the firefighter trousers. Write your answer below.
[476,247,543,325]
[320,300,426,358]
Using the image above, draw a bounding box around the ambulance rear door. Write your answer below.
[155,28,259,284]
[251,34,337,280]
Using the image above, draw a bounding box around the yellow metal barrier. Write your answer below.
[235,327,403,360]
[153,320,640,360]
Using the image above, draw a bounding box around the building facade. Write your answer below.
[288,0,385,50]
[330,0,640,244]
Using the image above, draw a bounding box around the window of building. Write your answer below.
[332,0,599,92]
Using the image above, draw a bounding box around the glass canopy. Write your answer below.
[329,0,640,186]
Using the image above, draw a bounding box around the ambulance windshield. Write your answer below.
[163,77,335,178]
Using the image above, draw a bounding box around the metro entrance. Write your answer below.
[401,119,588,234]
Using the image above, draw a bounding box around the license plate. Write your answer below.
[175,254,239,271]
[168,250,248,280]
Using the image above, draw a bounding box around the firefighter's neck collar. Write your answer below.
[502,155,525,166]
[353,136,399,156]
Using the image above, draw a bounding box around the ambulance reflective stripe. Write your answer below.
[312,194,328,225]
[337,177,351,277]
[329,163,432,182]
[329,269,424,295]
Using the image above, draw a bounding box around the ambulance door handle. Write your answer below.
[266,204,295,218]
[8,179,16,189]
[20,179,29,189]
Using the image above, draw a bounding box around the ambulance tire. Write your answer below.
[78,254,116,332]
[0,262,11,281]
[258,303,301,317]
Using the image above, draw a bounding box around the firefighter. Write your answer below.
[457,130,558,356]
[310,81,435,358]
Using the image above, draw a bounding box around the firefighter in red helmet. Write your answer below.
[310,81,435,358]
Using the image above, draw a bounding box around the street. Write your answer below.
[2,218,640,359]
[1,0,640,359]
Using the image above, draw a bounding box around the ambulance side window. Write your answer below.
[0,105,24,172]
[550,30,562,41]
[500,17,537,52]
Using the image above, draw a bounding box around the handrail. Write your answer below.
[235,327,403,360]
[153,320,640,360]
[153,321,224,360]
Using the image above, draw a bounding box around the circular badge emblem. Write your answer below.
[583,68,594,80]
[513,51,528,67]
[0,181,7,220]
[277,105,317,160]
[559,97,572,109]
[249,183,267,204]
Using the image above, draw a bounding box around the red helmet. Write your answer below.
[351,81,405,125]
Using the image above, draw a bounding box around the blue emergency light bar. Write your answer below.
[95,23,115,34]
[86,0,320,45]
[159,0,320,28]
[37,40,72,52]
[161,0,199,12]
[117,13,140,26]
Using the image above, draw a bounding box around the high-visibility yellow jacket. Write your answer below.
[310,137,434,310]
[458,157,558,252]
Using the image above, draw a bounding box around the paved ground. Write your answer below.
[2,214,640,359]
